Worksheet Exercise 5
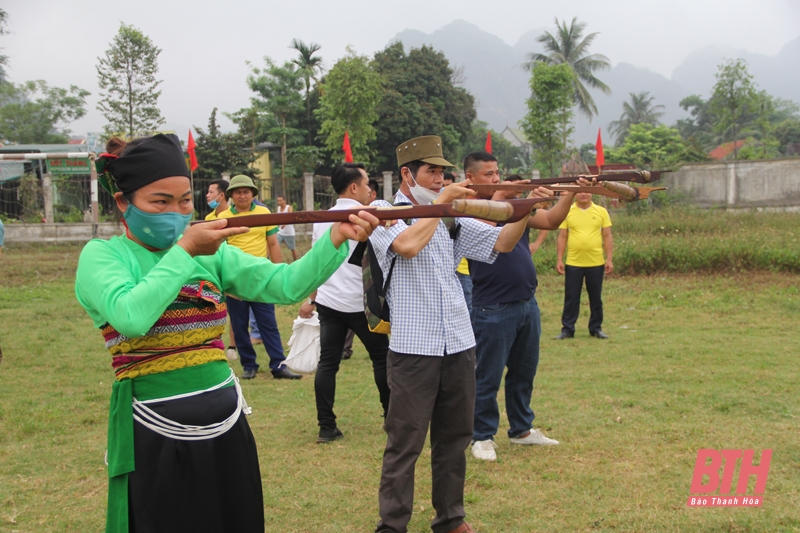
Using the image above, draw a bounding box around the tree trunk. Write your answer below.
[306,80,312,146]
[281,116,287,197]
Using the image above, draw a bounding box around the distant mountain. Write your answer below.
[673,37,800,103]
[391,22,800,146]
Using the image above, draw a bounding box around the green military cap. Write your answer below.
[226,174,259,198]
[396,135,454,168]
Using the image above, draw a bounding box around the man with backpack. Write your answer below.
[368,136,543,533]
[298,163,391,443]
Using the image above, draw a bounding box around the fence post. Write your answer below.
[532,169,541,180]
[42,172,54,224]
[727,162,737,206]
[303,172,314,211]
[90,155,99,239]
[381,171,393,201]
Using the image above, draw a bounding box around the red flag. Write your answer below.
[485,131,492,154]
[595,128,605,169]
[342,131,354,163]
[187,130,199,171]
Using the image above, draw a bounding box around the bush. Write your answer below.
[532,206,800,275]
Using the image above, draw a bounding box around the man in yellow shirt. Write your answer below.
[218,175,300,379]
[555,192,614,339]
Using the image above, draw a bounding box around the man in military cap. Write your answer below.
[368,136,547,533]
[218,175,301,380]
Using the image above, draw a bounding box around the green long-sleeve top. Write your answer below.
[76,228,348,339]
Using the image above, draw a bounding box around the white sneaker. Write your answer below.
[510,428,559,446]
[472,439,498,461]
[226,347,238,361]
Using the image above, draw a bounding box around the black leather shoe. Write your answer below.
[241,368,257,379]
[591,331,609,339]
[317,427,343,443]
[272,367,302,380]
[554,332,574,340]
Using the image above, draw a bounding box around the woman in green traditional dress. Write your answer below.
[75,134,378,533]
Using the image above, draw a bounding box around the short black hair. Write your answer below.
[504,174,524,182]
[368,179,379,194]
[399,160,424,178]
[463,151,497,174]
[443,171,455,182]
[331,163,366,194]
[209,179,229,194]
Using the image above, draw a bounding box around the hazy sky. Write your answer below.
[4,0,799,140]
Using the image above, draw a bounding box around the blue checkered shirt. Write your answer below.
[369,191,501,356]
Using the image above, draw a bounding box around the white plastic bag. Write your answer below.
[284,312,320,373]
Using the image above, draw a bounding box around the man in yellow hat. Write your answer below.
[218,175,301,380]
[368,136,546,533]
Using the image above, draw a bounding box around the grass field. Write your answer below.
[1,211,799,532]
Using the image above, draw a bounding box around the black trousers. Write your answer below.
[376,348,475,533]
[314,303,390,430]
[128,386,263,533]
[561,264,605,335]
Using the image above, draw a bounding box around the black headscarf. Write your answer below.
[98,134,191,194]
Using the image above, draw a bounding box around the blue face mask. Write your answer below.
[207,198,220,209]
[123,203,191,250]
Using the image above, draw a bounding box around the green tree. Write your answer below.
[524,17,611,118]
[290,39,324,147]
[519,62,575,178]
[316,48,384,164]
[245,58,305,190]
[709,59,764,160]
[456,120,523,172]
[605,123,706,168]
[96,23,164,138]
[578,142,597,165]
[0,80,89,143]
[0,8,9,83]
[370,42,476,171]
[609,91,665,144]
[193,108,259,183]
[775,118,800,154]
[676,94,718,150]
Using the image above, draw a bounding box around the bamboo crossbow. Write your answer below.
[191,197,560,229]
[192,172,667,229]
[468,182,667,202]
[524,169,671,185]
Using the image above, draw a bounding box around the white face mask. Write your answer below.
[408,171,441,205]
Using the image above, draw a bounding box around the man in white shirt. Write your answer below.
[275,195,298,261]
[298,163,390,443]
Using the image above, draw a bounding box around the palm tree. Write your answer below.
[290,39,323,146]
[609,91,666,144]
[524,17,611,119]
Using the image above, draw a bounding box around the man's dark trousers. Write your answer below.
[315,303,390,430]
[376,348,475,533]
[227,296,285,372]
[561,264,605,336]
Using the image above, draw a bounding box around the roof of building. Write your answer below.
[500,126,529,146]
[709,140,747,160]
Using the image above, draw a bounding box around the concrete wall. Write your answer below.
[665,159,800,208]
[5,222,123,243]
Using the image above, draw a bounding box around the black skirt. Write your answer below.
[127,386,263,533]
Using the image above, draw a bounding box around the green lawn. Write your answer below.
[0,236,798,532]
